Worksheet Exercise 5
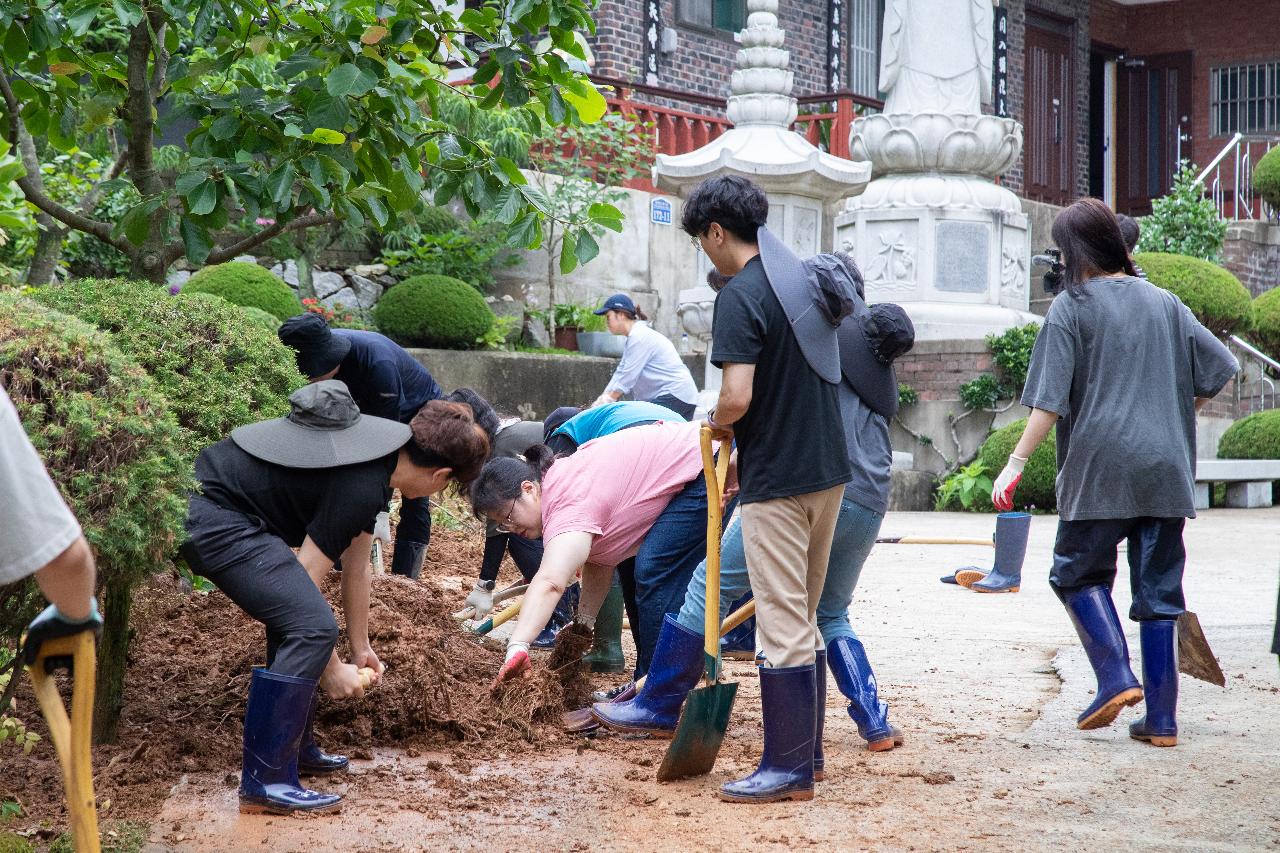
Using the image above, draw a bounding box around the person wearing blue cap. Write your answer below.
[590,294,699,420]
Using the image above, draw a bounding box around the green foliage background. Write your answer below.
[1137,161,1228,262]
[1217,409,1280,460]
[1136,251,1252,335]
[373,273,496,348]
[182,262,303,320]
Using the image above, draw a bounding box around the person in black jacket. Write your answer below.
[279,314,498,578]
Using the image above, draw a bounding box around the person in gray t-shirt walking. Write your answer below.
[991,198,1238,749]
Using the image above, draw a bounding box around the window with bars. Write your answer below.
[677,0,747,34]
[1210,61,1280,137]
[848,0,885,99]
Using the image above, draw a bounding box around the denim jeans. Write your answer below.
[632,474,709,677]
[677,497,884,648]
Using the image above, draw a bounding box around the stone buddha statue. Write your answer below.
[879,0,993,116]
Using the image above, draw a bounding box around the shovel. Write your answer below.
[656,427,734,782]
[876,536,995,547]
[26,630,100,853]
[1177,611,1226,687]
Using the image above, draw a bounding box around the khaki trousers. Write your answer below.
[740,484,844,668]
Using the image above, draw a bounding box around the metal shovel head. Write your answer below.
[655,679,739,782]
[1177,611,1226,687]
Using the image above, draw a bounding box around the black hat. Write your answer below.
[231,380,411,468]
[542,406,582,441]
[278,313,352,379]
[836,304,915,420]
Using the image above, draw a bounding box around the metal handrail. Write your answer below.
[1195,133,1243,186]
[1229,335,1280,374]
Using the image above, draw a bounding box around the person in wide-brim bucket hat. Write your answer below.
[179,380,491,815]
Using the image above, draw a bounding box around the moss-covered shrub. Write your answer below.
[1136,251,1252,336]
[0,294,189,742]
[976,418,1058,511]
[1217,409,1280,460]
[1249,287,1280,356]
[373,274,495,349]
[1253,146,1280,212]
[182,262,302,321]
[237,303,286,334]
[419,205,460,235]
[33,279,303,463]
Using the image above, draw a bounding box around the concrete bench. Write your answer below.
[1194,459,1280,509]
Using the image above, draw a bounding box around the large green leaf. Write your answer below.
[326,63,377,98]
[186,180,218,216]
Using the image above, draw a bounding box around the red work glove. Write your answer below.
[991,454,1027,511]
[490,643,532,692]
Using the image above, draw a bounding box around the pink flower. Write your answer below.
[255,217,276,226]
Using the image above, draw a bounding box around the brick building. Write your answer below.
[588,0,1280,215]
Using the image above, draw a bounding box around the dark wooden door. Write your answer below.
[1116,52,1192,216]
[1024,21,1074,205]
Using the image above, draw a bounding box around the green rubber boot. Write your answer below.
[583,579,627,673]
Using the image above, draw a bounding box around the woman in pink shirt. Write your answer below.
[472,421,712,686]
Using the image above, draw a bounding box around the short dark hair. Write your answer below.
[1050,198,1138,296]
[405,400,491,483]
[706,269,732,292]
[443,388,499,446]
[1115,213,1140,252]
[680,175,769,244]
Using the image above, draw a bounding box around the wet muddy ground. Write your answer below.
[7,511,1279,851]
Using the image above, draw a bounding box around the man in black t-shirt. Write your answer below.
[683,175,850,805]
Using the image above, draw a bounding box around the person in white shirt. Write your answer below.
[590,294,699,420]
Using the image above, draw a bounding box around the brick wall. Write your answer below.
[1223,221,1280,297]
[1003,0,1092,200]
[1088,0,1280,177]
[894,340,993,403]
[591,0,841,109]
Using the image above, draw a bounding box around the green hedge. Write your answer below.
[976,418,1058,511]
[236,303,287,334]
[1135,251,1252,336]
[182,262,302,321]
[33,279,303,463]
[1250,287,1280,356]
[1254,146,1280,211]
[373,274,495,349]
[0,294,189,742]
[1217,409,1280,460]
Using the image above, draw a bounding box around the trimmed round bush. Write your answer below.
[0,294,189,741]
[1249,287,1280,356]
[373,274,495,349]
[1254,145,1280,211]
[1135,251,1252,336]
[1217,409,1280,459]
[419,204,460,235]
[182,261,302,321]
[33,279,304,463]
[976,418,1058,511]
[237,303,286,334]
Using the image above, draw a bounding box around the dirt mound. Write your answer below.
[2,528,583,829]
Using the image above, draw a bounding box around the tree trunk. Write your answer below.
[92,579,135,744]
[546,223,558,341]
[127,238,166,283]
[296,252,316,301]
[24,218,65,286]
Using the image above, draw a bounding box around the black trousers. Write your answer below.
[1049,517,1187,621]
[480,532,545,584]
[647,394,697,422]
[390,494,432,577]
[181,497,338,681]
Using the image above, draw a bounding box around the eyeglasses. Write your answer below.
[690,232,704,251]
[495,499,518,534]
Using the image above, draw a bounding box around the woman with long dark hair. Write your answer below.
[991,197,1237,748]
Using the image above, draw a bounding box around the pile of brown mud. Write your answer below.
[2,528,585,827]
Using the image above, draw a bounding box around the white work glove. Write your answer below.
[991,454,1027,511]
[373,511,392,543]
[465,581,495,619]
[491,640,532,690]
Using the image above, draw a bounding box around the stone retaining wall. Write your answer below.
[1223,221,1280,297]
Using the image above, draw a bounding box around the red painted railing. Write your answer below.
[593,76,883,191]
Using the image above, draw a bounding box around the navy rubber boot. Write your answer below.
[298,694,348,776]
[721,593,757,660]
[719,665,816,803]
[591,615,703,737]
[828,635,902,751]
[1129,619,1179,747]
[389,540,427,580]
[814,650,826,781]
[1062,585,1144,729]
[239,669,342,814]
[970,512,1031,593]
[532,584,580,649]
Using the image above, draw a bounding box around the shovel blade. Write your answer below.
[1177,611,1226,687]
[655,681,739,782]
